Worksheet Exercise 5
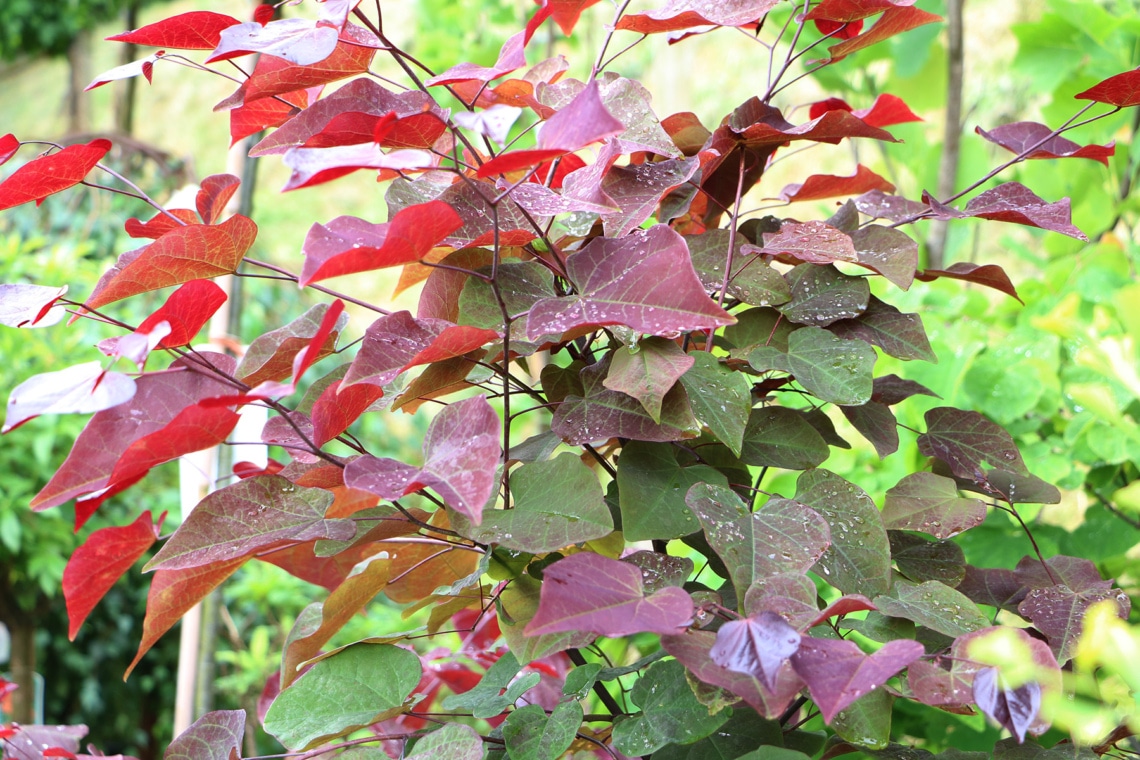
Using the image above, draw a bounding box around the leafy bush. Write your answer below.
[1,2,1139,759]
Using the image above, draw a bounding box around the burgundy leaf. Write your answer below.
[615,0,782,34]
[779,165,895,203]
[106,403,240,489]
[281,144,435,191]
[758,220,857,265]
[0,139,112,211]
[165,710,246,760]
[956,566,1025,611]
[345,396,500,523]
[709,611,801,691]
[915,262,1022,302]
[597,155,701,236]
[917,407,1028,484]
[64,510,160,639]
[1018,584,1131,663]
[537,74,680,157]
[850,224,918,290]
[809,93,922,128]
[854,189,930,222]
[726,98,900,149]
[135,280,227,348]
[30,353,237,510]
[300,201,462,286]
[0,283,68,328]
[426,30,527,88]
[343,311,498,389]
[527,225,735,339]
[3,362,136,433]
[85,51,163,91]
[107,11,240,49]
[805,0,917,22]
[602,337,694,422]
[1013,555,1110,593]
[145,474,352,571]
[2,726,87,760]
[207,18,339,66]
[840,401,899,458]
[973,667,1040,743]
[924,182,1087,240]
[790,637,924,723]
[805,595,878,630]
[742,573,820,630]
[872,374,938,405]
[976,122,1114,165]
[1074,69,1140,108]
[499,180,616,216]
[881,472,988,539]
[525,552,694,636]
[452,104,523,146]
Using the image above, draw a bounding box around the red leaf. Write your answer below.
[915,262,1022,302]
[0,133,19,167]
[805,0,916,22]
[311,380,384,446]
[299,200,463,286]
[524,552,694,636]
[0,139,111,211]
[135,280,227,348]
[107,404,240,488]
[31,353,237,510]
[129,557,246,675]
[3,362,136,434]
[106,11,241,49]
[123,208,200,239]
[196,173,241,224]
[826,6,942,61]
[85,51,164,91]
[229,87,311,146]
[856,93,923,128]
[234,459,285,479]
[779,165,895,203]
[85,214,257,311]
[1075,68,1140,108]
[530,153,585,189]
[0,283,68,328]
[42,749,77,759]
[975,122,1114,166]
[281,144,435,191]
[616,0,782,34]
[64,510,160,639]
[253,4,275,25]
[727,99,900,148]
[425,30,527,88]
[291,299,345,386]
[392,178,543,248]
[345,396,500,523]
[526,224,735,339]
[207,18,340,66]
[814,18,863,38]
[790,637,924,722]
[527,0,604,36]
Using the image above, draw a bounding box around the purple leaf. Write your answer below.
[208,18,339,65]
[975,122,1114,166]
[973,667,1041,743]
[709,611,802,691]
[1013,556,1110,593]
[908,658,975,708]
[525,552,694,636]
[915,262,1022,303]
[498,180,616,216]
[453,104,522,146]
[923,183,1087,241]
[854,189,930,222]
[281,144,435,191]
[828,296,936,362]
[551,354,701,444]
[917,407,1028,485]
[165,710,246,760]
[685,482,830,598]
[0,283,68,327]
[426,30,527,87]
[790,637,924,723]
[758,221,858,265]
[662,630,804,718]
[880,472,988,539]
[850,224,918,290]
[742,573,820,631]
[1018,584,1131,663]
[840,401,899,458]
[526,225,735,340]
[146,475,353,571]
[4,362,136,433]
[956,566,1025,611]
[538,75,679,157]
[346,396,500,524]
[602,337,694,422]
[872,374,939,405]
[597,156,700,237]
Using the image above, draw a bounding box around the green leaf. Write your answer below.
[264,643,421,750]
[455,453,613,552]
[679,351,752,456]
[779,264,870,327]
[458,260,555,330]
[611,660,729,756]
[406,723,485,760]
[723,307,797,352]
[617,441,728,540]
[603,337,694,422]
[832,690,893,750]
[830,296,936,363]
[881,472,988,540]
[688,228,792,308]
[652,707,783,759]
[889,531,966,587]
[502,701,582,760]
[782,326,876,406]
[562,663,603,700]
[795,469,891,596]
[873,580,989,638]
[442,651,540,719]
[736,748,814,760]
[740,407,830,469]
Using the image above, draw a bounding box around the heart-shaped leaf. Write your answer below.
[790,637,924,723]
[709,611,802,691]
[0,139,112,211]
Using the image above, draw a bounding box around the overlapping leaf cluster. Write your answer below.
[1,1,1137,758]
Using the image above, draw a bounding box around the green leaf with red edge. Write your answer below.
[915,262,1022,302]
[790,637,924,723]
[1074,69,1140,108]
[525,551,694,636]
[780,165,895,203]
[345,396,501,524]
[828,296,935,362]
[825,6,942,61]
[105,403,240,490]
[342,310,498,390]
[603,337,694,423]
[0,283,68,328]
[881,472,987,539]
[805,0,917,22]
[0,139,111,211]
[976,122,1114,166]
[527,225,734,340]
[146,475,351,571]
[136,280,227,348]
[64,510,161,640]
[425,30,527,88]
[85,214,256,311]
[165,710,246,760]
[917,406,1028,484]
[3,362,137,433]
[310,381,384,446]
[237,303,347,388]
[230,86,311,145]
[299,201,462,286]
[215,30,376,110]
[0,133,19,166]
[129,555,246,674]
[107,11,240,49]
[207,18,339,66]
[615,0,781,34]
[386,176,545,248]
[30,353,236,511]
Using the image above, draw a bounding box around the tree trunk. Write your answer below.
[66,29,94,135]
[113,2,141,136]
[0,600,36,724]
[926,0,965,270]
